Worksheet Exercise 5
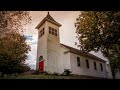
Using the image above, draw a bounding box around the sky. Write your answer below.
[24,11,108,70]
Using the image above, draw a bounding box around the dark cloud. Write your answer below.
[24,35,33,41]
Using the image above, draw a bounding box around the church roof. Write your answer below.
[60,43,106,62]
[36,12,62,29]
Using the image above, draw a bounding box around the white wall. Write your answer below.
[46,21,61,73]
[36,22,48,70]
[59,46,71,73]
[70,53,107,78]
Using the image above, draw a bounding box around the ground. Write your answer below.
[0,74,104,79]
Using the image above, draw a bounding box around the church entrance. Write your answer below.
[39,56,44,72]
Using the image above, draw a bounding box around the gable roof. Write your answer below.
[36,12,62,29]
[60,43,106,62]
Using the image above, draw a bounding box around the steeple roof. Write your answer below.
[36,12,62,29]
[46,12,56,22]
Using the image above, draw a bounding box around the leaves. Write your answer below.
[0,11,31,37]
[75,11,120,78]
[0,32,31,74]
[0,11,31,75]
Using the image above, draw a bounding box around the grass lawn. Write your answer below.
[0,74,102,79]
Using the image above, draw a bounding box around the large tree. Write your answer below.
[0,11,31,76]
[0,32,31,75]
[75,11,120,79]
[0,11,31,36]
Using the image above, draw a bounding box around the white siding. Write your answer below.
[46,21,61,73]
[58,46,71,74]
[36,22,48,70]
[70,53,107,78]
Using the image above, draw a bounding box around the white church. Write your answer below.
[36,12,113,78]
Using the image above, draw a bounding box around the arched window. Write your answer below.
[39,56,43,61]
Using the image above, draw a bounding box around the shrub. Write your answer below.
[63,69,71,76]
[33,70,40,75]
[53,72,59,76]
[43,71,49,75]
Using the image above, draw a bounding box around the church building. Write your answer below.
[36,12,108,78]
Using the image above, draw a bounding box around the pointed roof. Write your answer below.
[46,12,56,22]
[36,12,62,29]
[60,43,106,62]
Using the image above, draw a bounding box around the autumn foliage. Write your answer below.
[0,11,31,76]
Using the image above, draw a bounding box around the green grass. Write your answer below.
[0,74,102,79]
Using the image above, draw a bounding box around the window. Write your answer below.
[100,63,103,71]
[43,28,44,35]
[86,59,89,68]
[49,27,52,34]
[49,26,57,36]
[55,29,57,36]
[94,62,97,70]
[52,28,54,35]
[39,30,42,38]
[39,28,45,38]
[77,57,80,67]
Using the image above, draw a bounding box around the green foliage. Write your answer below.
[75,11,120,78]
[63,69,71,76]
[43,71,49,75]
[53,72,59,76]
[0,11,31,76]
[0,32,31,75]
[0,11,31,74]
[33,70,40,75]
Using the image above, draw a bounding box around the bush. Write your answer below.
[63,69,71,76]
[33,70,40,75]
[0,72,4,77]
[43,71,49,75]
[53,72,59,76]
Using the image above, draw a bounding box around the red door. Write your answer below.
[39,61,44,72]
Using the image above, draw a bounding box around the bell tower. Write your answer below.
[36,12,62,73]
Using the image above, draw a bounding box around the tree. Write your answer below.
[0,11,31,76]
[75,11,120,79]
[0,11,31,37]
[0,32,31,75]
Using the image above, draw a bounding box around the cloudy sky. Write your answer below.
[24,11,108,70]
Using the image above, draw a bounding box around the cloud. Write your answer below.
[25,34,38,45]
[24,35,33,41]
[24,34,38,70]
